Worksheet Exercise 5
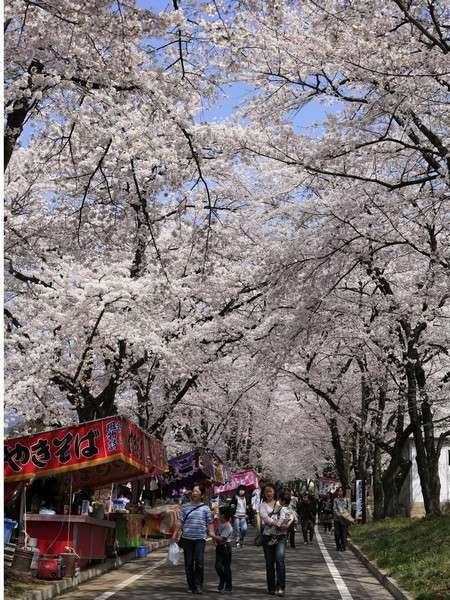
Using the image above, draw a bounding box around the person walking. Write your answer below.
[320,492,334,534]
[333,488,352,551]
[282,490,297,549]
[231,485,248,548]
[251,480,264,531]
[281,491,297,549]
[259,483,292,596]
[214,506,234,594]
[289,489,298,512]
[171,484,216,594]
[298,493,316,545]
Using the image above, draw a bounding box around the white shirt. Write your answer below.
[259,501,282,535]
[235,496,247,517]
[251,489,261,511]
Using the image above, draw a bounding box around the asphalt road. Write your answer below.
[59,527,394,600]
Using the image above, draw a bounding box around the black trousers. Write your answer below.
[301,519,315,542]
[322,518,333,532]
[215,543,232,590]
[334,519,348,550]
[183,539,206,591]
[287,522,296,548]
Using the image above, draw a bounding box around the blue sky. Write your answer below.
[136,0,174,11]
[135,0,334,129]
[20,0,334,147]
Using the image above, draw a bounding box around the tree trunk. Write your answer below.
[328,417,349,490]
[372,445,384,519]
[382,456,411,517]
[405,361,441,515]
[429,455,442,515]
[76,391,118,423]
[5,61,44,171]
[356,362,371,482]
[371,385,386,519]
[419,378,442,515]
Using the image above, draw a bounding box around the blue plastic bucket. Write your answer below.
[136,545,148,558]
[4,519,17,545]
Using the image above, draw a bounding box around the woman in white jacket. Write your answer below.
[259,484,292,597]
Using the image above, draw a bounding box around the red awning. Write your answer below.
[4,416,167,489]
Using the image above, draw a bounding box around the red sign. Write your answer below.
[4,416,166,483]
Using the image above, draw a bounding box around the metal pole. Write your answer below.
[18,482,27,547]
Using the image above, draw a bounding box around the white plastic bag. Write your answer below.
[167,542,181,566]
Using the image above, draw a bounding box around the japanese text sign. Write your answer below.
[4,416,166,482]
[168,449,216,482]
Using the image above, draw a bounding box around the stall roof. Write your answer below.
[4,416,167,489]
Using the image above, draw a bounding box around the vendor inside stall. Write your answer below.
[72,488,95,515]
[27,477,64,515]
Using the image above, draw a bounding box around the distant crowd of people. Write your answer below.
[170,482,353,596]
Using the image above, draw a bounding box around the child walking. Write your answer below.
[215,507,234,594]
[270,491,295,545]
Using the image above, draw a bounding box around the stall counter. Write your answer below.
[142,504,180,538]
[107,513,144,548]
[25,514,116,568]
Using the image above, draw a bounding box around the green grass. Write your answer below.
[351,516,450,600]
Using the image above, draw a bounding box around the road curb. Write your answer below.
[348,540,415,600]
[22,539,170,600]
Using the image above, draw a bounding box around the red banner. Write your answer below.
[4,416,166,483]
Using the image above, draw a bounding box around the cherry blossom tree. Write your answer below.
[4,0,267,435]
[4,0,449,513]
[196,0,449,514]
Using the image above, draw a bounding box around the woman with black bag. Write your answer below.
[171,484,217,594]
[259,484,292,597]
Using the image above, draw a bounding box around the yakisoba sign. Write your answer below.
[4,416,166,486]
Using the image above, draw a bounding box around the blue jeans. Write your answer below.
[233,516,248,543]
[183,539,206,591]
[262,535,286,592]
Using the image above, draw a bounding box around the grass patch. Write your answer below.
[351,515,450,600]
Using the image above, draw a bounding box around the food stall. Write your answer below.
[4,416,166,569]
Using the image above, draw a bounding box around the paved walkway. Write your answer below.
[59,527,393,600]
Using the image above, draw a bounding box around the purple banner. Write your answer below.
[160,449,219,495]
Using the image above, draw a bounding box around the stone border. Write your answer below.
[348,540,415,600]
[20,539,169,600]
